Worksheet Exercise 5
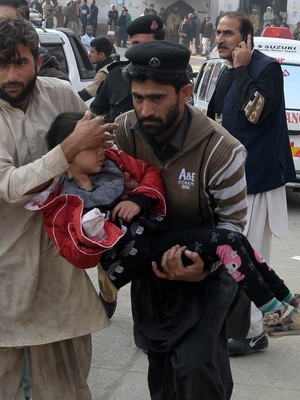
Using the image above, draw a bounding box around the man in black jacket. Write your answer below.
[207,11,296,355]
[90,14,165,122]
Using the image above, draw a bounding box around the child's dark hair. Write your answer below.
[47,112,86,150]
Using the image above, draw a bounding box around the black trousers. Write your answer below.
[102,225,290,308]
[145,278,234,400]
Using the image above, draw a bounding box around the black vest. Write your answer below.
[208,50,295,194]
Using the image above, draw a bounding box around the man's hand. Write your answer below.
[232,34,252,69]
[152,245,209,282]
[121,171,139,200]
[112,200,141,222]
[61,111,118,162]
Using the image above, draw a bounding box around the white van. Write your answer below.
[36,28,95,93]
[193,37,300,189]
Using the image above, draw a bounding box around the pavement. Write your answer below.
[85,48,300,399]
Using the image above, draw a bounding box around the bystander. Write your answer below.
[208,11,296,355]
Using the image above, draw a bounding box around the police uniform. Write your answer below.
[90,15,165,122]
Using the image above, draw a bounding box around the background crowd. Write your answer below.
[248,5,300,39]
[27,1,300,63]
[30,0,99,34]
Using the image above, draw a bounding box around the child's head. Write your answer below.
[47,112,105,177]
[47,112,86,150]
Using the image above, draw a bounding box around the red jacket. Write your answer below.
[26,148,166,268]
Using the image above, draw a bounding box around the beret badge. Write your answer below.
[148,57,161,68]
[150,20,159,31]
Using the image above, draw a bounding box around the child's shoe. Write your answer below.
[263,302,300,337]
[289,294,300,309]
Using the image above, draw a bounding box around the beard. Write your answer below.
[0,75,37,106]
[137,97,180,138]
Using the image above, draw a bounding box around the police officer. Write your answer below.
[114,40,248,400]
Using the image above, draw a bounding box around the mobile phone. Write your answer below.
[243,34,248,43]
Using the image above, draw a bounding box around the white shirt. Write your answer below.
[81,33,95,52]
[0,77,109,346]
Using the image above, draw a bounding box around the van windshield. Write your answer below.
[282,64,300,109]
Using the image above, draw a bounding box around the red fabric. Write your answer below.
[105,148,166,215]
[35,148,166,269]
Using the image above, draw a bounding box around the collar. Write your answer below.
[224,59,234,69]
[95,56,114,72]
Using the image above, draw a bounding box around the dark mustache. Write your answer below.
[139,117,162,123]
[217,45,229,50]
[2,82,24,88]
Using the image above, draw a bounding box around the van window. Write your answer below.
[207,63,223,101]
[282,64,300,110]
[68,35,94,80]
[43,44,68,74]
[195,61,223,102]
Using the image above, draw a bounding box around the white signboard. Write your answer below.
[218,0,240,13]
[287,0,300,25]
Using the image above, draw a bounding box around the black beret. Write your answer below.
[126,15,163,36]
[125,41,190,74]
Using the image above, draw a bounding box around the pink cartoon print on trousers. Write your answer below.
[216,244,245,282]
[253,249,272,271]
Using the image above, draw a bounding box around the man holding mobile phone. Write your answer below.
[208,11,296,356]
